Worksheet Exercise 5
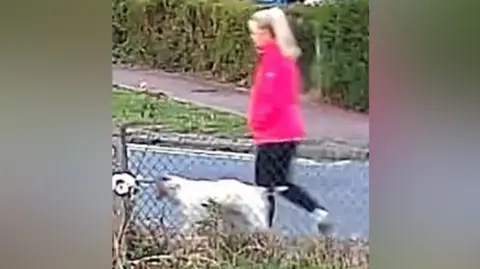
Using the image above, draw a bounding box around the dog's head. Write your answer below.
[155,174,184,199]
[112,171,140,198]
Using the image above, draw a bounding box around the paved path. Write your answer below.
[112,66,369,148]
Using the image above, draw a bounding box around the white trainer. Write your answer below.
[312,209,333,234]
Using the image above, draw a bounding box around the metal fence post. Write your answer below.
[118,124,129,171]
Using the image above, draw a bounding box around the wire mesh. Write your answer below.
[124,143,368,237]
[112,125,369,268]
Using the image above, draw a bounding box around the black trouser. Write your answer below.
[255,141,328,227]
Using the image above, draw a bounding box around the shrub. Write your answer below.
[113,0,256,83]
[113,0,369,112]
[288,0,369,112]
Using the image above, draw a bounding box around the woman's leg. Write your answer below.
[269,141,333,233]
[254,143,278,227]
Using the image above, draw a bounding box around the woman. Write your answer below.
[247,7,332,233]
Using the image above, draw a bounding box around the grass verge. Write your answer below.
[112,87,247,137]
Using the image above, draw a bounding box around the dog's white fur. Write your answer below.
[157,174,287,233]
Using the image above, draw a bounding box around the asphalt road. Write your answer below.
[126,145,369,238]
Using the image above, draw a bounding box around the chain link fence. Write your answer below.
[112,123,369,268]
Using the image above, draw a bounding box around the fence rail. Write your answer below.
[116,122,369,161]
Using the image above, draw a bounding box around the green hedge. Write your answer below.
[113,0,369,112]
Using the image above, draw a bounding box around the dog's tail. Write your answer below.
[270,186,288,193]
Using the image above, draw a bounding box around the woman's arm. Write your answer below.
[250,55,286,129]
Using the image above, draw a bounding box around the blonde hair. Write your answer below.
[248,7,302,59]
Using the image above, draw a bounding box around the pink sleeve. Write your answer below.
[250,56,284,129]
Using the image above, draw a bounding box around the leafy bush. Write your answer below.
[288,0,369,111]
[113,0,369,112]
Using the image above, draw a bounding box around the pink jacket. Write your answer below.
[247,42,305,144]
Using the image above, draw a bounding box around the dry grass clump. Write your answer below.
[113,199,369,269]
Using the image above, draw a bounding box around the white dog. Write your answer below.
[155,174,287,233]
